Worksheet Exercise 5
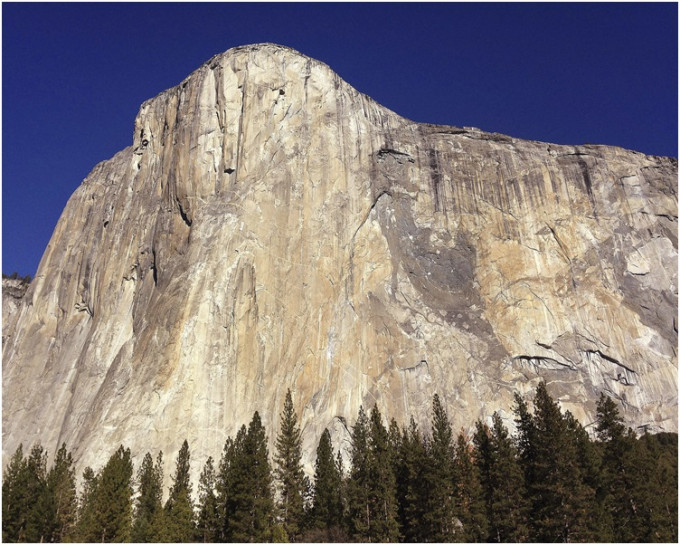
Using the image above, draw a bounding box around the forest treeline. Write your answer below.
[2,383,677,543]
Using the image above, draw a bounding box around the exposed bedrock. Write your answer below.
[3,44,677,482]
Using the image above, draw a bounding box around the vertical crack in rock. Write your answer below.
[151,248,158,286]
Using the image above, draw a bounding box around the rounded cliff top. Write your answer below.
[202,42,328,77]
[138,43,334,113]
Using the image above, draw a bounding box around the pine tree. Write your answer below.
[636,432,678,542]
[216,435,237,541]
[21,444,49,543]
[473,413,529,542]
[77,445,134,542]
[564,410,604,540]
[42,443,78,542]
[346,404,401,542]
[515,383,595,542]
[367,404,400,542]
[595,393,627,443]
[274,389,306,541]
[216,431,247,542]
[221,413,275,542]
[596,394,678,542]
[74,466,99,541]
[132,451,164,542]
[2,444,27,542]
[196,456,219,543]
[160,440,195,542]
[421,394,457,541]
[452,432,488,542]
[245,412,276,542]
[346,406,371,540]
[396,417,429,543]
[309,429,343,533]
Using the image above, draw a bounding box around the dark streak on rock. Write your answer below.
[427,148,442,212]
[585,349,636,375]
[151,248,158,286]
[177,199,192,228]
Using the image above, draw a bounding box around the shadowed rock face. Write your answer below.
[3,43,677,480]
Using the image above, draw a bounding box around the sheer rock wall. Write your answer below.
[3,44,677,481]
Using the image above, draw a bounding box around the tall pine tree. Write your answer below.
[515,383,595,542]
[42,443,78,542]
[346,406,371,540]
[596,393,678,542]
[220,413,275,542]
[346,404,400,542]
[196,456,220,543]
[274,389,306,541]
[473,413,529,542]
[161,440,196,542]
[77,445,134,542]
[452,432,488,542]
[395,417,429,543]
[421,394,458,541]
[132,451,164,542]
[367,404,401,542]
[309,428,344,535]
[2,444,28,542]
[20,444,49,543]
[74,466,99,542]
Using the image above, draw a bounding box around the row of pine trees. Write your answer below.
[3,384,677,543]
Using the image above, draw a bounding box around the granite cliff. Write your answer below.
[3,44,677,480]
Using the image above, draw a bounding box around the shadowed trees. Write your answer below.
[2,385,676,543]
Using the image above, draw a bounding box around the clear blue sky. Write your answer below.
[2,2,678,276]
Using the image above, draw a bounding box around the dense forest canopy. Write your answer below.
[2,384,677,543]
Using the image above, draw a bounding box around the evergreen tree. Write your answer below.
[515,383,595,542]
[2,444,27,542]
[309,429,343,533]
[274,389,306,541]
[78,445,134,542]
[595,393,627,443]
[595,393,643,541]
[346,406,371,540]
[221,413,275,542]
[196,456,219,543]
[346,404,400,542]
[564,410,604,540]
[636,432,677,542]
[473,413,529,542]
[42,443,78,542]
[396,417,429,543]
[74,466,99,542]
[366,404,400,542]
[452,432,488,542]
[421,394,457,541]
[334,449,349,539]
[216,434,237,541]
[160,440,195,542]
[596,394,678,542]
[132,451,164,542]
[21,444,49,543]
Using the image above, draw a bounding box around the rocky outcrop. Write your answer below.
[3,44,677,482]
[2,277,30,349]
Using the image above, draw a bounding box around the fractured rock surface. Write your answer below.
[3,44,677,481]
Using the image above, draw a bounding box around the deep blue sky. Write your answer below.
[3,2,678,276]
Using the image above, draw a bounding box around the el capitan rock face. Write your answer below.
[3,44,677,479]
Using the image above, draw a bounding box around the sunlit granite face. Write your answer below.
[3,43,677,484]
